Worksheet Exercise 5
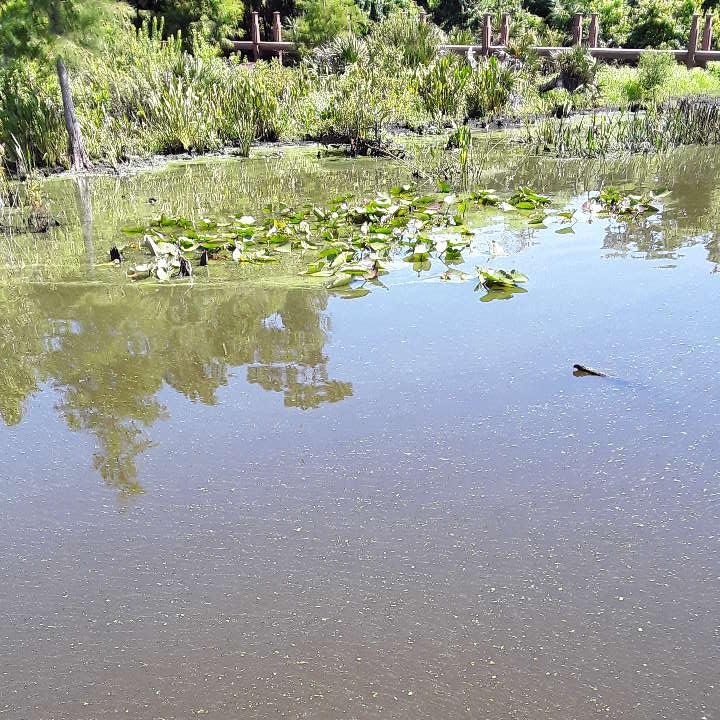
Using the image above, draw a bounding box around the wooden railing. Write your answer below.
[232,11,720,68]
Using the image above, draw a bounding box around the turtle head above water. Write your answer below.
[573,363,608,377]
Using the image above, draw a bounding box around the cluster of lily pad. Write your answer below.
[591,187,667,216]
[116,183,666,299]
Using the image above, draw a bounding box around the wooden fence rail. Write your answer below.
[232,11,720,68]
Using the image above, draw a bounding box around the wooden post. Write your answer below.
[701,14,713,51]
[272,11,283,64]
[500,14,511,47]
[687,13,699,68]
[251,11,261,61]
[481,13,492,57]
[588,13,599,49]
[571,13,583,46]
[419,9,427,24]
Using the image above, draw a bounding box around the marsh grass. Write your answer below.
[4,10,720,174]
[529,98,720,157]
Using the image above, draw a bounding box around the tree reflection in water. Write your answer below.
[0,284,350,496]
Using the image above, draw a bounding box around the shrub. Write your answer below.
[466,57,515,118]
[291,0,369,51]
[368,11,446,68]
[0,62,67,170]
[635,52,676,102]
[626,0,698,48]
[310,32,369,73]
[556,47,596,91]
[417,54,472,120]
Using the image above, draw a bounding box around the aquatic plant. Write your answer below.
[528,98,720,158]
[417,54,472,121]
[475,267,528,301]
[466,57,515,120]
[509,186,551,209]
[120,183,535,300]
[590,186,666,215]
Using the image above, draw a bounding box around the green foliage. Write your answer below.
[466,57,515,118]
[3,0,720,173]
[319,60,418,142]
[596,186,664,213]
[128,0,244,46]
[598,61,720,107]
[509,186,551,208]
[123,183,535,300]
[587,0,630,46]
[627,0,700,48]
[291,0,369,51]
[0,62,67,169]
[549,0,630,45]
[476,266,528,288]
[0,0,112,60]
[310,32,369,73]
[631,52,677,103]
[529,98,720,157]
[356,0,416,21]
[556,47,596,91]
[369,11,446,67]
[417,54,471,120]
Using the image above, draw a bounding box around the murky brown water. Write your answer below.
[1,146,719,719]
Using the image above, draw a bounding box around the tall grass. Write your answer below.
[529,97,720,157]
[0,18,298,169]
[598,60,720,108]
[417,54,471,121]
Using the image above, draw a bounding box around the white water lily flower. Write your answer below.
[237,215,255,226]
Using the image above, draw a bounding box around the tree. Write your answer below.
[0,0,110,170]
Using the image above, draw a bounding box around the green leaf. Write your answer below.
[327,272,353,289]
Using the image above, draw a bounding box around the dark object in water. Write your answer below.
[148,197,158,205]
[573,363,607,377]
[179,256,192,277]
[199,249,208,267]
[109,245,122,263]
[27,206,59,233]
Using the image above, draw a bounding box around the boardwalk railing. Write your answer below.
[232,11,720,68]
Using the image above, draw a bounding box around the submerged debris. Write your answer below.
[179,255,192,277]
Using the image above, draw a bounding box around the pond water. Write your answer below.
[1,146,719,719]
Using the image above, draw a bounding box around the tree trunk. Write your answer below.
[56,56,91,172]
